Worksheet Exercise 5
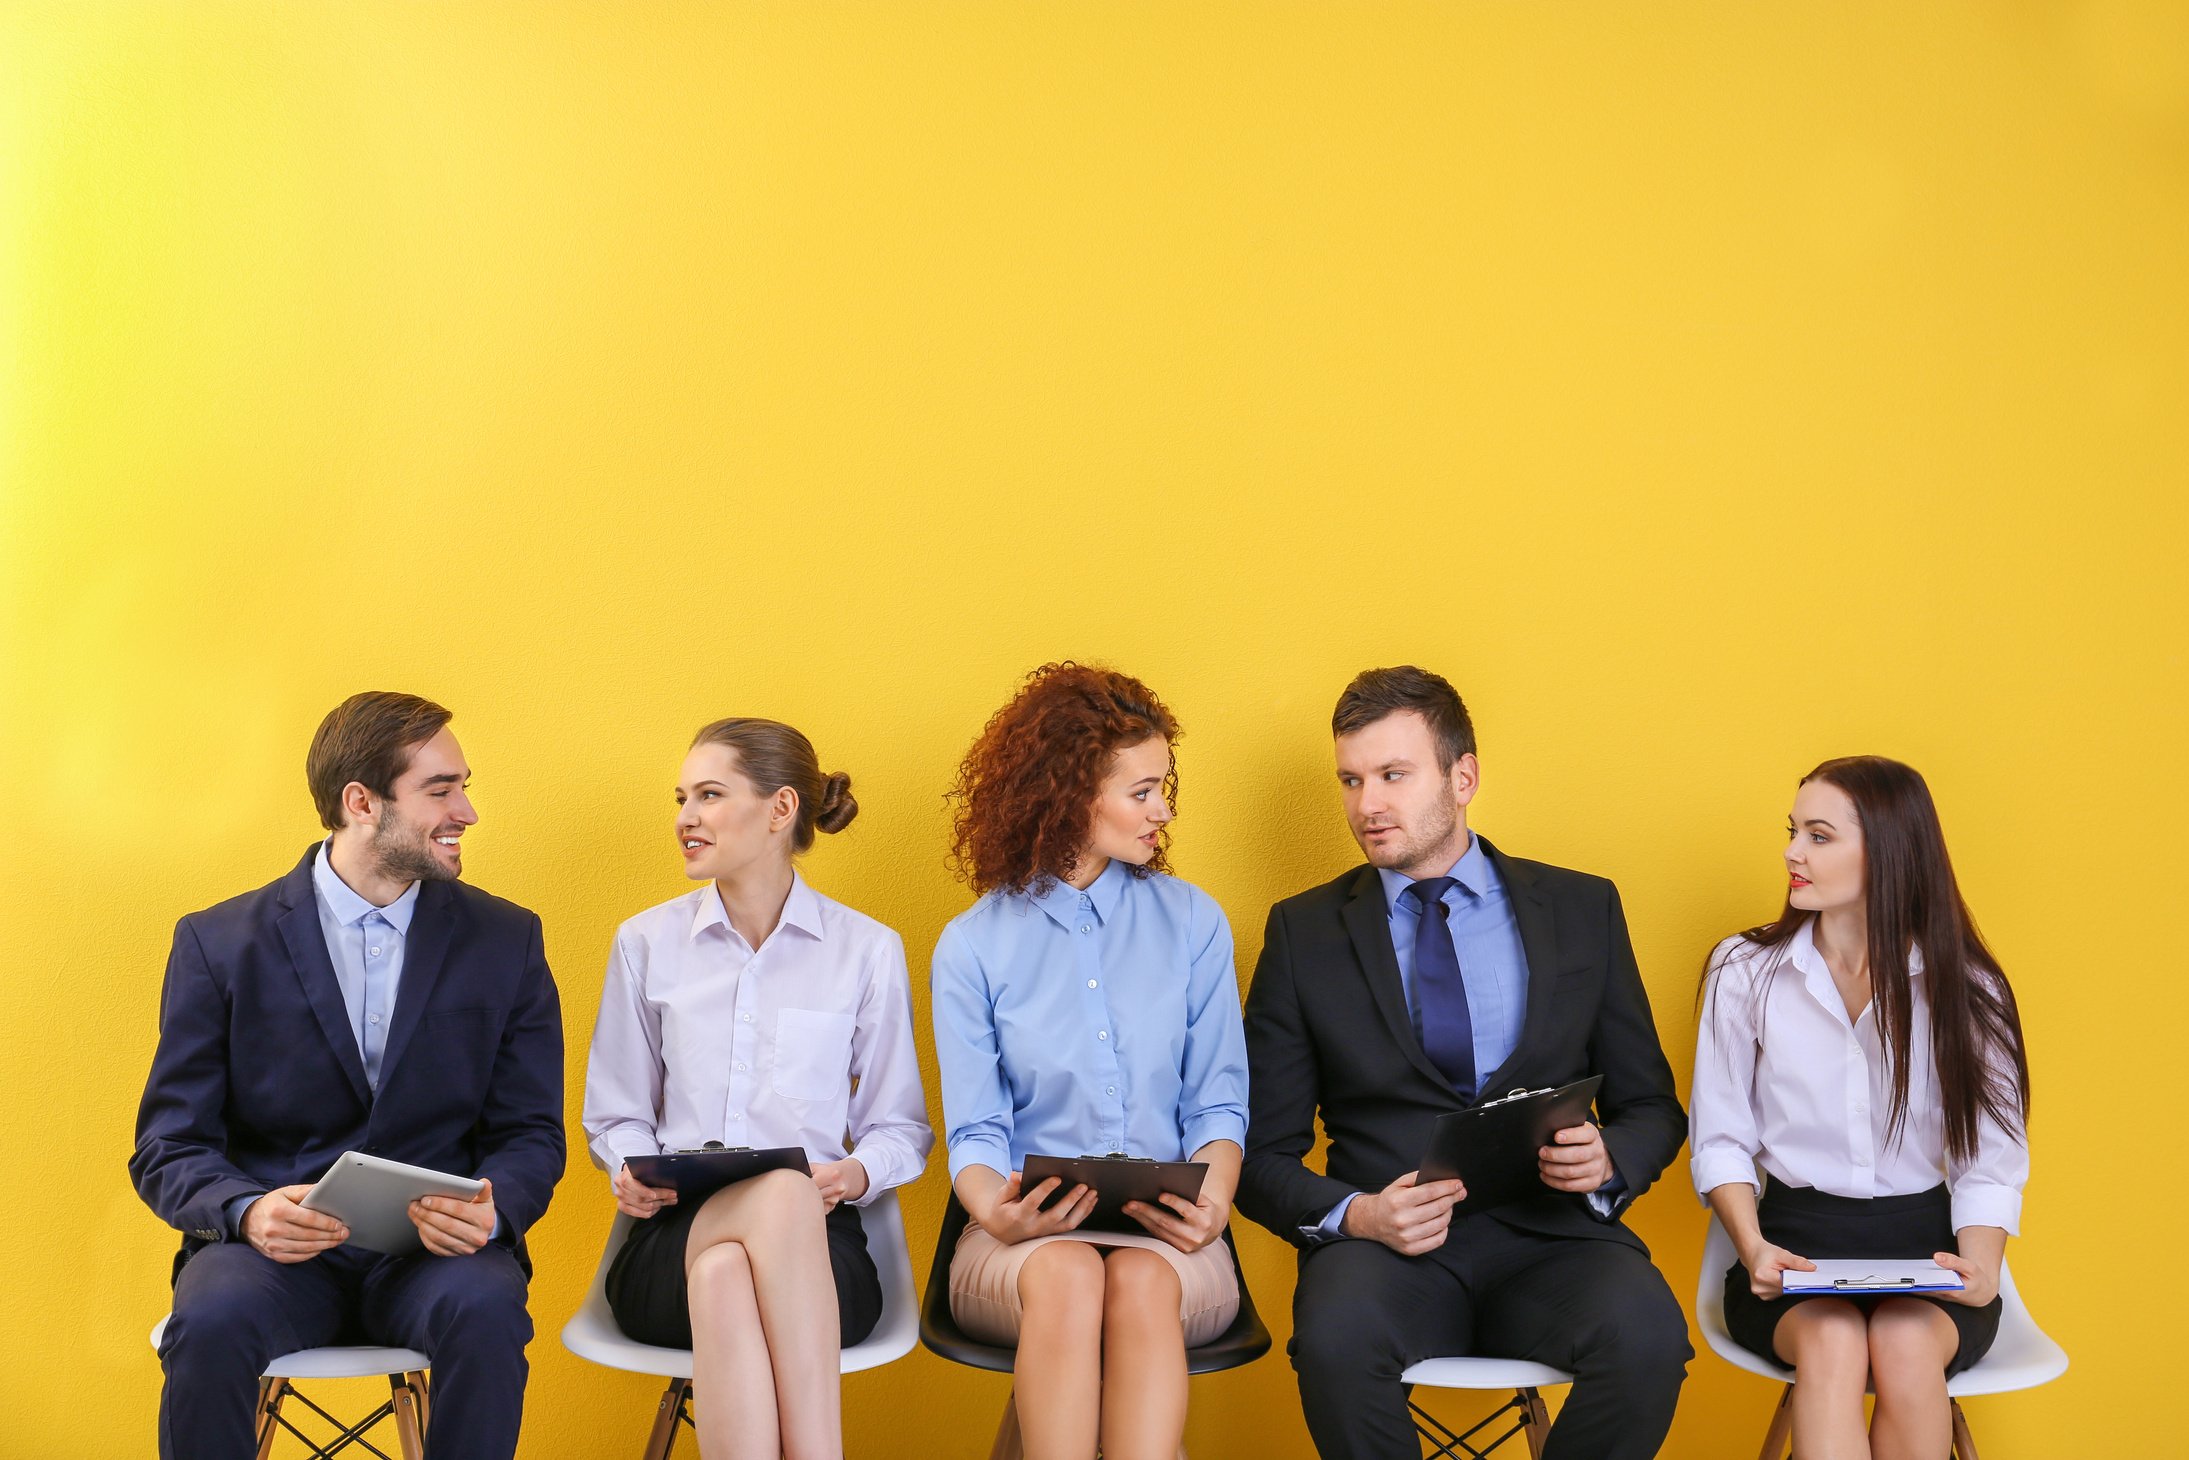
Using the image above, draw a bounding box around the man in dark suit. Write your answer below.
[1237,666,1689,1460]
[130,691,565,1460]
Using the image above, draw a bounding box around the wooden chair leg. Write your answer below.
[986,1388,1023,1460]
[642,1378,690,1460]
[1949,1398,1978,1460]
[412,1369,430,1434]
[1757,1384,1794,1460]
[389,1372,428,1460]
[253,1378,287,1460]
[1520,1386,1552,1459]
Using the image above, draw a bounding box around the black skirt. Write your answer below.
[1724,1183,2001,1378]
[606,1195,882,1350]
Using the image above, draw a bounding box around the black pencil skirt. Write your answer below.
[1723,1183,2001,1378]
[606,1196,883,1350]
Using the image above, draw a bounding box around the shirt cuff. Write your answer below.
[1300,1192,1360,1244]
[1949,1182,2022,1237]
[593,1129,660,1176]
[223,1192,266,1240]
[1585,1166,1629,1220]
[1690,1151,1763,1202]
[946,1135,1016,1184]
[1180,1113,1249,1160]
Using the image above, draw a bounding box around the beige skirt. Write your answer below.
[949,1223,1241,1348]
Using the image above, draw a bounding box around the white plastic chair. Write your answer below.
[561,1189,920,1459]
[1399,1354,1573,1460]
[1697,1215,2068,1460]
[147,1315,430,1460]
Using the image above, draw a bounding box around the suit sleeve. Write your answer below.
[130,917,268,1240]
[1588,883,1687,1215]
[1238,901,1356,1246]
[473,913,566,1240]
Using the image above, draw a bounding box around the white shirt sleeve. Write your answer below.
[1689,939,1767,1200]
[580,932,666,1180]
[841,928,936,1205]
[1946,975,2029,1235]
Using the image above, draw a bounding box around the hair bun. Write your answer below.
[815,771,858,834]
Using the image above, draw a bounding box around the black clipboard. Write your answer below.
[624,1146,812,1206]
[1418,1075,1604,1215]
[1021,1154,1209,1234]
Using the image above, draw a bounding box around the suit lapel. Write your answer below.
[274,856,372,1109]
[1340,866,1453,1092]
[1477,837,1561,1097]
[376,879,459,1090]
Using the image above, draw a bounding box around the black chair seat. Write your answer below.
[919,1192,1271,1375]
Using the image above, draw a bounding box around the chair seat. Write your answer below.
[1696,1215,2069,1398]
[148,1316,429,1379]
[1402,1355,1573,1390]
[560,1190,921,1380]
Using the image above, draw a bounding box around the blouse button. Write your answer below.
[1087,979,1098,989]
[1097,1030,1108,1041]
[1079,924,1092,935]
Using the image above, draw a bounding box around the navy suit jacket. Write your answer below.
[130,845,566,1272]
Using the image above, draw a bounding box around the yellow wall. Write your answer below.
[4,3,2182,1455]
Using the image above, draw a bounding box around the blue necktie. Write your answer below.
[1408,877,1476,1098]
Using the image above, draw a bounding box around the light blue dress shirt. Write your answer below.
[310,840,418,1092]
[931,860,1249,1184]
[223,842,419,1237]
[1313,835,1619,1239]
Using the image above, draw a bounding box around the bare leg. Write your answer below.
[1774,1299,1871,1460]
[1012,1241,1105,1460]
[686,1241,775,1459]
[1096,1248,1186,1460]
[685,1169,843,1460]
[1867,1299,1958,1460]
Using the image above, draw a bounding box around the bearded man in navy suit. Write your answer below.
[131,691,565,1460]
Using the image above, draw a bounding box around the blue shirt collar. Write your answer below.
[1377,832,1498,917]
[312,840,420,932]
[1027,856,1129,929]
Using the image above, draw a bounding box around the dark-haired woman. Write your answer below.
[931,664,1248,1460]
[1692,756,2031,1460]
[582,719,932,1460]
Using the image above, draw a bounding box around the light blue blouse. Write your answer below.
[930,860,1249,1183]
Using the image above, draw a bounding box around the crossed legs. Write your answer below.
[683,1169,842,1460]
[1013,1243,1186,1460]
[1774,1296,1961,1460]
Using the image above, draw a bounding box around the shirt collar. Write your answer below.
[1376,832,1498,917]
[312,840,420,933]
[1787,916,1925,980]
[1028,857,1128,929]
[688,871,826,945]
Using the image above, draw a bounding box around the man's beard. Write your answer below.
[372,808,459,884]
[1363,798,1459,874]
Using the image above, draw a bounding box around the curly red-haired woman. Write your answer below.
[930,663,1249,1460]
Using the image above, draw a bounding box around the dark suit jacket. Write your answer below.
[129,846,566,1271]
[1237,837,1684,1253]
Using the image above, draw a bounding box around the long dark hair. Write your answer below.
[1712,755,2030,1163]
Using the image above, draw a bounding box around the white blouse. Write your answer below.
[581,874,934,1207]
[1689,918,2027,1235]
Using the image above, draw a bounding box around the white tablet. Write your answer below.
[300,1152,487,1255]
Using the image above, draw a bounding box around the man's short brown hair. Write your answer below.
[306,692,454,831]
[1331,666,1476,772]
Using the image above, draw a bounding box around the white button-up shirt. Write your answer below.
[1690,918,2027,1234]
[581,873,933,1207]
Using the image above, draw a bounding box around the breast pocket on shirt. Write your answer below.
[772,1009,855,1102]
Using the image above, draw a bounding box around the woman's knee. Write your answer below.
[704,1167,822,1234]
[1867,1301,1955,1391]
[1100,1248,1183,1320]
[687,1237,756,1311]
[1779,1301,1869,1379]
[1017,1240,1106,1314]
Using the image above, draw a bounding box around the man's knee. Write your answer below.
[1572,1278,1691,1388]
[164,1252,292,1371]
[416,1256,533,1351]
